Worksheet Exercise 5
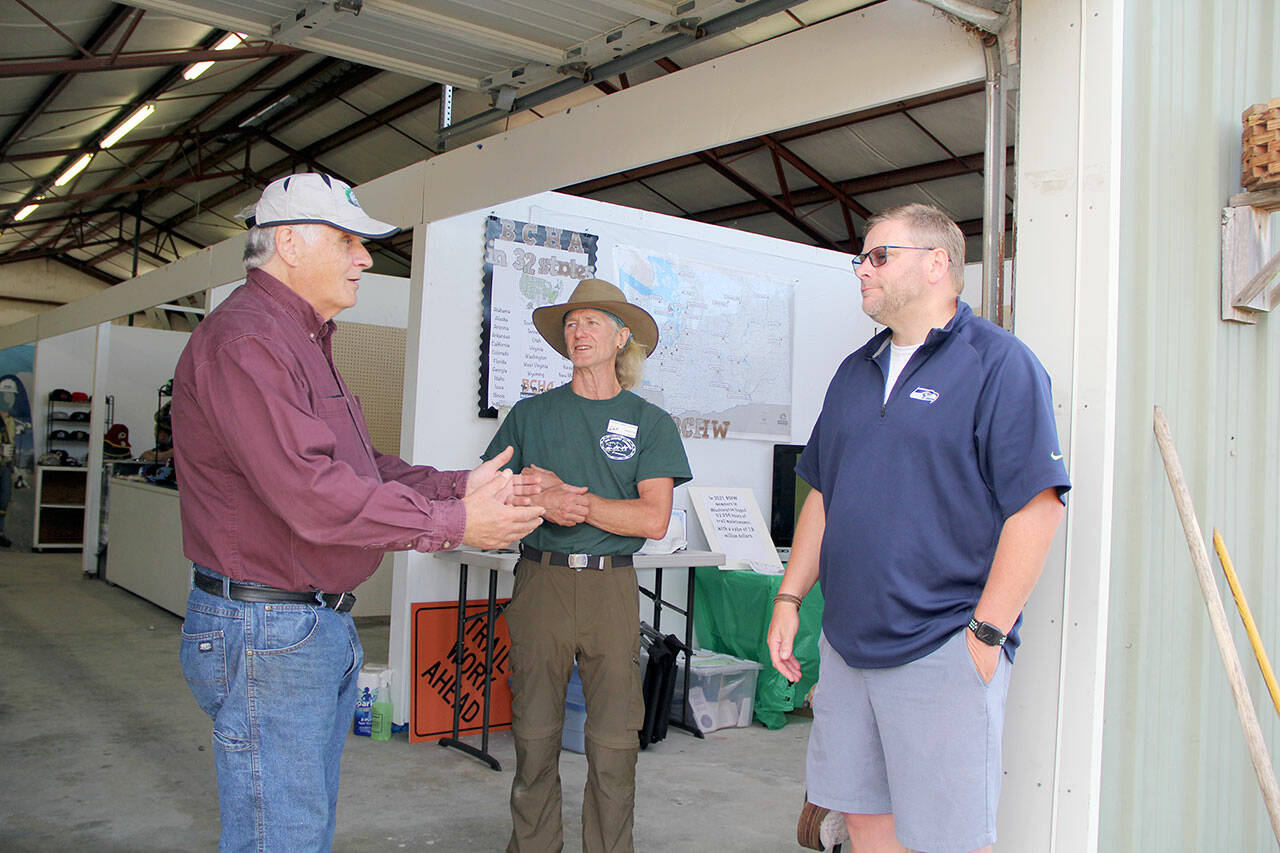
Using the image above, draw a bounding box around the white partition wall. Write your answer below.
[103,326,189,456]
[389,188,867,600]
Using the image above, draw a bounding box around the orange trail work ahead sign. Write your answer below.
[410,599,513,743]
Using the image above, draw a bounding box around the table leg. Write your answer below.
[653,566,663,632]
[665,565,703,739]
[480,568,498,760]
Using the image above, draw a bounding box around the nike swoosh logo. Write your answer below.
[1050,452,1064,461]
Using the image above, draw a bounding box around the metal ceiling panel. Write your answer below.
[582,181,690,218]
[641,163,758,212]
[122,0,785,91]
[906,92,995,156]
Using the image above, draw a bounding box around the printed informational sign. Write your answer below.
[410,599,514,743]
[688,486,784,574]
[479,216,599,416]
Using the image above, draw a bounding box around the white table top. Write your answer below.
[433,548,726,573]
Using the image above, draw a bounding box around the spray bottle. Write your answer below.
[371,672,393,742]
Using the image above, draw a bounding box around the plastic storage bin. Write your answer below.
[672,651,764,734]
[562,665,587,753]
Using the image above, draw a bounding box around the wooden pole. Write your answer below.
[1214,528,1280,720]
[1153,406,1280,843]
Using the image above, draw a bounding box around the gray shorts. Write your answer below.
[805,628,1012,853]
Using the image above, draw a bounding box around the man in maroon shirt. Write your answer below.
[174,173,543,852]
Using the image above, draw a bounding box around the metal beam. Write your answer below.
[0,54,305,261]
[760,135,874,220]
[0,169,247,211]
[82,82,438,268]
[685,148,1012,225]
[561,81,987,195]
[11,60,372,267]
[51,254,122,285]
[981,33,1009,324]
[0,44,304,78]
[2,128,253,165]
[0,6,134,159]
[695,150,838,249]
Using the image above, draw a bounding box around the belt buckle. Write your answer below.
[328,592,351,612]
[568,553,589,570]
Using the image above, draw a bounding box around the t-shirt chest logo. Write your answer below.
[908,387,940,404]
[599,434,637,461]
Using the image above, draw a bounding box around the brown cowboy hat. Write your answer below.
[531,278,658,359]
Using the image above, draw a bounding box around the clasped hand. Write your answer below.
[460,447,543,550]
[509,464,589,527]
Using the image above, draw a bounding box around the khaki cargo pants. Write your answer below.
[503,556,645,853]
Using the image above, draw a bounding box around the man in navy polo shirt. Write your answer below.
[767,203,1069,853]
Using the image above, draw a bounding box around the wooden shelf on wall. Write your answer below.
[1222,188,1280,324]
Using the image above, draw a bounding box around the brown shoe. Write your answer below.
[797,797,850,851]
[797,798,828,850]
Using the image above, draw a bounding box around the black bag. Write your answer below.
[638,625,689,749]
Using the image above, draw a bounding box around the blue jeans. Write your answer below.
[180,568,364,852]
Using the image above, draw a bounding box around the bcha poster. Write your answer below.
[479,216,598,416]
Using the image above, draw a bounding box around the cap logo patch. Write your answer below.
[345,187,359,207]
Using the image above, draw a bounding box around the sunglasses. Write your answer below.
[851,245,938,268]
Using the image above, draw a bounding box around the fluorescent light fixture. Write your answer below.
[183,32,246,81]
[99,104,155,149]
[54,152,94,187]
[14,204,39,221]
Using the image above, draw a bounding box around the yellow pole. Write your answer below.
[1213,528,1280,721]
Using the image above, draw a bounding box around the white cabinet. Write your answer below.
[33,465,86,550]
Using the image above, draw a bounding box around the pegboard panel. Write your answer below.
[331,322,406,456]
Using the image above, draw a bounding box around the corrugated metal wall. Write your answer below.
[1101,0,1280,849]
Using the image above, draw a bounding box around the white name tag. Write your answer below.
[606,419,638,438]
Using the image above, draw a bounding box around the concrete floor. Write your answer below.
[0,553,813,852]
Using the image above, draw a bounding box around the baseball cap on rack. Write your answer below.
[70,392,89,402]
[236,173,399,239]
[50,389,71,402]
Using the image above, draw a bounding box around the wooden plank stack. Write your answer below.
[1243,99,1280,191]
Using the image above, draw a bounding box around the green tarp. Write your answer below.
[692,566,823,729]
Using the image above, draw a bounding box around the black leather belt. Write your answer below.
[519,544,633,571]
[193,569,355,613]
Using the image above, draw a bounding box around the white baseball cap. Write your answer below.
[237,172,398,238]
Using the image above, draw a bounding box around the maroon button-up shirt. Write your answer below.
[172,269,467,593]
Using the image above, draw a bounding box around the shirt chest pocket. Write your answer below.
[315,396,372,470]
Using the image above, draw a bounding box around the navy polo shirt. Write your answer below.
[796,301,1070,669]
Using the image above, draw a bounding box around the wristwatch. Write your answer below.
[968,618,1007,647]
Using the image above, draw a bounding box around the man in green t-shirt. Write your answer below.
[484,279,691,853]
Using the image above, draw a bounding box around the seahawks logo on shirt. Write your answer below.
[599,434,637,461]
[909,387,940,404]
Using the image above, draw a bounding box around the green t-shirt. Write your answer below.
[483,383,692,555]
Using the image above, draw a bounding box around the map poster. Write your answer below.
[479,216,599,416]
[612,245,794,442]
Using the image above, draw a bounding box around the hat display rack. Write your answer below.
[45,390,112,467]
